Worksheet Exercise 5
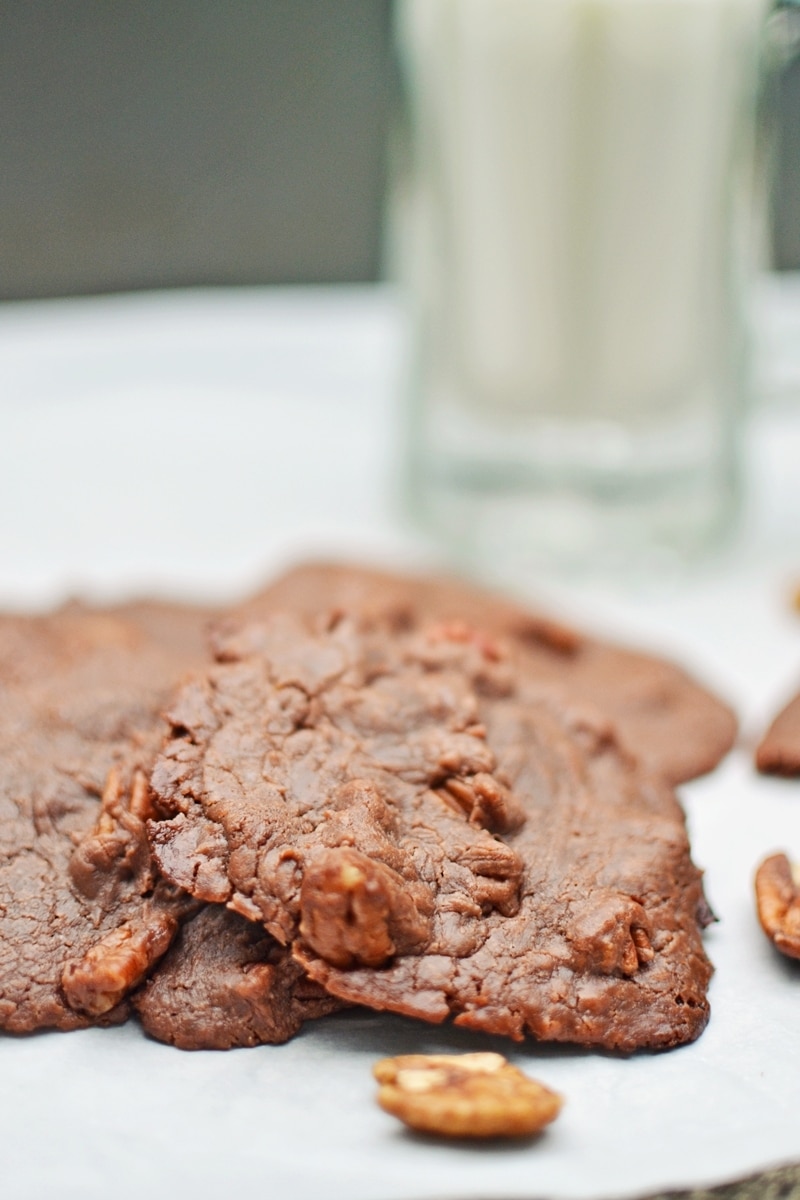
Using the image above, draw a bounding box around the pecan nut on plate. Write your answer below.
[373,1052,563,1139]
[755,853,800,959]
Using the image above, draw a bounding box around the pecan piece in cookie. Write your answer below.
[62,905,179,1017]
[299,847,432,969]
[297,688,713,1052]
[62,765,197,1016]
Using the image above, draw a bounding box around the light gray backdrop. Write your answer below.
[0,1,796,300]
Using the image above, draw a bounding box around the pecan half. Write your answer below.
[373,1052,563,1139]
[755,852,800,959]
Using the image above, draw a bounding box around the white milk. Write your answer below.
[395,0,767,572]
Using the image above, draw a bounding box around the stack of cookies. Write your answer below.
[0,563,737,1052]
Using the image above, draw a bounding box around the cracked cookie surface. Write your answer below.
[149,614,525,983]
[242,561,737,787]
[150,612,713,1052]
[0,601,213,1033]
[298,684,714,1052]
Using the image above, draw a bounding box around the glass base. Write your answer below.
[405,426,741,582]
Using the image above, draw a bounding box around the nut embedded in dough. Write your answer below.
[62,909,178,1016]
[299,847,431,968]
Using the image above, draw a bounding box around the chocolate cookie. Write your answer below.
[133,905,342,1050]
[242,561,736,786]
[149,613,713,1052]
[299,689,713,1051]
[149,613,525,956]
[756,691,800,776]
[0,599,344,1051]
[0,601,213,1033]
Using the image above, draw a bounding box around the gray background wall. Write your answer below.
[0,1,796,301]
[0,2,392,299]
[772,9,800,271]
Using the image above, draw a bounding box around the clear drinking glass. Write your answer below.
[393,0,769,575]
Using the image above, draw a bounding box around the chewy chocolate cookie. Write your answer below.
[149,613,525,958]
[0,600,341,1050]
[0,601,213,1033]
[149,612,713,1053]
[133,904,341,1050]
[756,691,800,776]
[241,561,737,786]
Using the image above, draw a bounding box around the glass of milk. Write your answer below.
[393,0,768,575]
